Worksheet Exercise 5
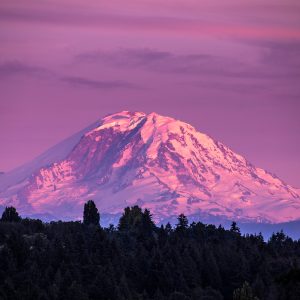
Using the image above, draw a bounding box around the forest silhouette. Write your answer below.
[0,201,299,299]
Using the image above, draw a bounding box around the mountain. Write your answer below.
[0,111,299,224]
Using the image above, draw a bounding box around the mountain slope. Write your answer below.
[0,111,299,223]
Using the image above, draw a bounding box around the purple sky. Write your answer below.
[0,0,300,187]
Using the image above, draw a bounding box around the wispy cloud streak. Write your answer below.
[0,61,52,78]
[62,76,140,90]
[1,2,300,40]
[76,46,300,80]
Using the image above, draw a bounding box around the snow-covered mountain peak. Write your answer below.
[0,111,299,223]
[87,111,146,135]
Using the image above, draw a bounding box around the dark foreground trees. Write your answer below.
[83,200,100,226]
[0,202,300,300]
[0,206,21,222]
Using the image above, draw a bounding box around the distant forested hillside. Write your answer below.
[0,203,300,300]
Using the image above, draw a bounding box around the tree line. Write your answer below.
[0,201,300,300]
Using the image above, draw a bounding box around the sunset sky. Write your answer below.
[0,0,299,187]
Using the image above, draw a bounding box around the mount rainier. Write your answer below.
[0,111,299,225]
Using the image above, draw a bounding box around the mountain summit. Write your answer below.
[0,111,299,223]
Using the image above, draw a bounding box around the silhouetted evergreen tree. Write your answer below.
[0,206,21,222]
[176,214,188,230]
[165,222,172,234]
[118,205,141,230]
[83,200,100,226]
[118,206,154,233]
[230,221,241,235]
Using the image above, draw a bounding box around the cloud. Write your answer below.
[237,39,300,79]
[0,61,52,78]
[260,41,300,67]
[76,48,172,67]
[76,48,229,74]
[1,1,299,40]
[76,47,300,80]
[187,80,267,94]
[0,61,138,90]
[74,45,300,99]
[61,76,140,90]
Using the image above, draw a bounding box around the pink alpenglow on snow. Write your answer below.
[0,111,299,223]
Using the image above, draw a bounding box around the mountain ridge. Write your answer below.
[0,111,299,223]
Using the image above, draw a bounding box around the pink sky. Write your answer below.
[0,0,300,187]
